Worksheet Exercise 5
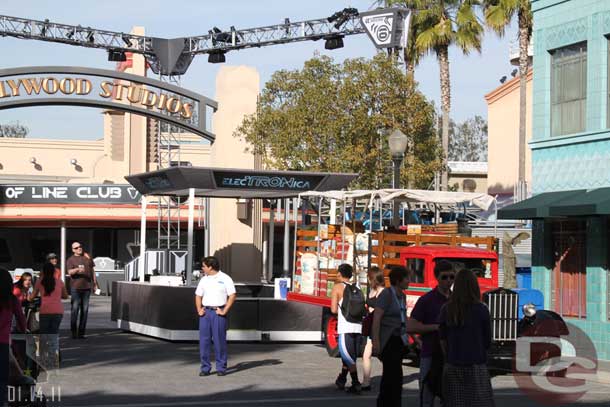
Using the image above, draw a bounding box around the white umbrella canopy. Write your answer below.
[298,189,496,211]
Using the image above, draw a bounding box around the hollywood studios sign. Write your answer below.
[0,66,218,141]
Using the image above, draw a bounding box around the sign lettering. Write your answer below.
[0,67,218,141]
[213,171,323,192]
[0,184,141,204]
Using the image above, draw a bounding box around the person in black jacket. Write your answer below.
[439,269,494,407]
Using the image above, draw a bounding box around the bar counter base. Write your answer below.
[112,281,323,342]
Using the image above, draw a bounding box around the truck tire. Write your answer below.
[323,314,339,357]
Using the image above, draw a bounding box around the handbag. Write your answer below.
[362,311,374,337]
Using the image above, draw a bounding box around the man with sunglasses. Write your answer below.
[66,242,97,339]
[410,260,454,407]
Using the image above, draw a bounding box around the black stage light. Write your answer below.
[500,76,507,84]
[41,19,49,36]
[66,29,74,39]
[122,33,132,46]
[208,51,226,64]
[327,11,342,23]
[511,68,518,77]
[108,49,127,62]
[324,35,344,50]
[87,31,95,44]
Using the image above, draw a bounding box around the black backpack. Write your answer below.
[340,283,367,323]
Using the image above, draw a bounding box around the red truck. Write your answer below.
[288,230,500,358]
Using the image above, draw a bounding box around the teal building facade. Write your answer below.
[523,0,610,360]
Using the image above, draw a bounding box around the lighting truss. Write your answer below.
[0,11,365,74]
[0,15,151,53]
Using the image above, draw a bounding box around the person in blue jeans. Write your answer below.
[194,256,236,376]
[66,242,97,339]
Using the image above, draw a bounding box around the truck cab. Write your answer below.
[400,245,499,315]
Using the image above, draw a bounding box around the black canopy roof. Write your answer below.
[497,189,585,219]
[125,166,358,199]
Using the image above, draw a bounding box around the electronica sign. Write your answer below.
[212,171,324,192]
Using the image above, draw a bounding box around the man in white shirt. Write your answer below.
[194,256,237,376]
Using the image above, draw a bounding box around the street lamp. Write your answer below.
[388,129,408,227]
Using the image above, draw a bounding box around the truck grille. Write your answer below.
[484,289,518,341]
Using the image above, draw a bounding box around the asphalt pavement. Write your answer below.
[20,296,610,407]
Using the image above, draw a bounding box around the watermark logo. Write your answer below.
[512,320,598,405]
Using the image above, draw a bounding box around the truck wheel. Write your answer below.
[324,315,339,357]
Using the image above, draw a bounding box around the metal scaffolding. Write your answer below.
[0,8,384,75]
[155,74,184,250]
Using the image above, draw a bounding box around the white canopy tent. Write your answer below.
[299,188,496,211]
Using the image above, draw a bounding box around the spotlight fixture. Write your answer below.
[29,157,37,164]
[70,158,78,166]
[499,76,507,84]
[284,18,290,35]
[327,8,358,29]
[324,35,344,50]
[66,29,74,39]
[511,68,518,77]
[41,19,49,36]
[208,50,226,64]
[108,49,127,62]
[121,33,132,46]
[212,27,232,44]
[87,30,95,44]
[229,26,241,44]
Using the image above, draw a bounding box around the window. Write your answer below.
[551,220,586,319]
[406,258,425,283]
[437,258,493,279]
[551,42,587,137]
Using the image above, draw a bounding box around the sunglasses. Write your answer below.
[440,274,455,281]
[72,246,82,250]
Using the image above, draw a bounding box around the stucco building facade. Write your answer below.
[501,0,610,360]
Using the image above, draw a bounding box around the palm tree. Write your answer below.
[412,0,484,189]
[483,0,532,200]
[378,1,484,189]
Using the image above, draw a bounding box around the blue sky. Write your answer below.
[0,0,517,140]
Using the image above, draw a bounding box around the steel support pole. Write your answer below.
[268,201,275,282]
[139,195,148,283]
[392,157,402,227]
[60,222,66,283]
[283,198,290,278]
[204,198,210,257]
[186,188,195,286]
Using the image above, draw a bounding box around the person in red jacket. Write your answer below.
[1,268,27,406]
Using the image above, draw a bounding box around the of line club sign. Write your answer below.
[0,66,218,141]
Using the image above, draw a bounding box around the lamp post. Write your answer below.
[388,129,408,227]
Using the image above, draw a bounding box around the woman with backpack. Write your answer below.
[439,269,494,406]
[361,266,385,391]
[29,262,68,369]
[330,263,365,394]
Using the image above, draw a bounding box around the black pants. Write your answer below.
[1,343,9,407]
[377,336,404,407]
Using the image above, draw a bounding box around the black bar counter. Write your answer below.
[111,281,323,342]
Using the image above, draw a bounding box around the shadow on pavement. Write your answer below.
[38,382,610,407]
[226,359,283,375]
